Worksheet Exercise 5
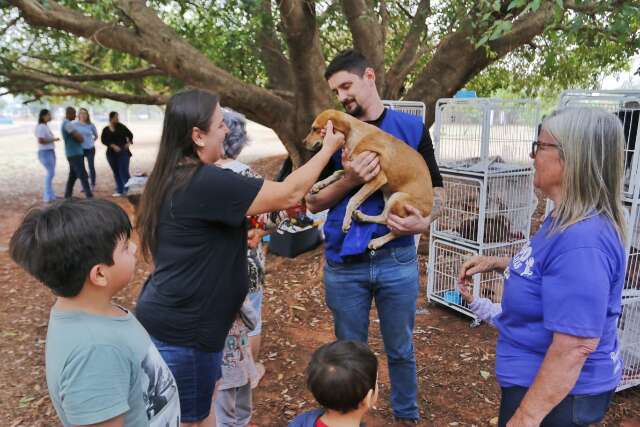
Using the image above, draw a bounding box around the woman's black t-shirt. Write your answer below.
[136,164,263,352]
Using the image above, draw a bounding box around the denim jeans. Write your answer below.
[323,245,420,420]
[83,147,96,187]
[106,149,131,194]
[64,154,93,198]
[151,336,223,423]
[38,149,56,202]
[499,386,615,427]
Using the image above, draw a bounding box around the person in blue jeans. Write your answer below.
[101,111,134,197]
[75,107,98,190]
[35,109,59,202]
[306,50,445,426]
[61,107,93,199]
[458,107,627,427]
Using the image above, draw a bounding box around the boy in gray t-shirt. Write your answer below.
[9,199,180,427]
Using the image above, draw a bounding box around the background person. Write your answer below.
[35,108,59,202]
[134,89,344,427]
[61,107,93,198]
[458,107,627,427]
[75,107,98,191]
[217,108,290,381]
[101,111,133,197]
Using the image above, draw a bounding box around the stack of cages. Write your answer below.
[427,98,540,323]
[557,90,640,391]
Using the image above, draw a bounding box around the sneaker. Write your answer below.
[112,192,123,197]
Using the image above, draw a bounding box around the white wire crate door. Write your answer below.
[426,238,526,320]
[382,100,426,124]
[434,98,539,175]
[432,173,536,247]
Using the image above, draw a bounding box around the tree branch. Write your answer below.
[406,2,557,124]
[9,0,295,137]
[1,67,169,104]
[254,0,293,91]
[278,0,333,164]
[384,0,430,99]
[341,0,386,92]
[28,66,165,82]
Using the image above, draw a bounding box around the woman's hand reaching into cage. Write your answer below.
[457,255,511,287]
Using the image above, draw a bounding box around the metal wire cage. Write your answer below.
[432,172,536,247]
[382,100,426,123]
[558,90,640,199]
[433,98,541,175]
[426,238,525,320]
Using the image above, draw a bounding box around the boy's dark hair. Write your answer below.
[9,199,132,298]
[306,340,377,414]
[324,49,370,81]
[109,111,118,120]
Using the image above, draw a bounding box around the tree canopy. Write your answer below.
[1,0,639,162]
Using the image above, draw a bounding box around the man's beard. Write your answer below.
[343,99,364,118]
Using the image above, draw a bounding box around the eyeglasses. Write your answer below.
[531,140,561,158]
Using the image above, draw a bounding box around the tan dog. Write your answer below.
[304,109,433,249]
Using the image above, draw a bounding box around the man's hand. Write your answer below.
[343,150,380,186]
[387,205,431,235]
[110,144,122,153]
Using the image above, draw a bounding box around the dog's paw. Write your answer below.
[352,210,363,222]
[342,216,352,232]
[310,183,322,194]
[368,239,382,250]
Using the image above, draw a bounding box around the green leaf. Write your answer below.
[531,0,542,11]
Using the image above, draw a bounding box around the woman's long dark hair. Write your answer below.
[136,89,220,260]
[38,109,50,124]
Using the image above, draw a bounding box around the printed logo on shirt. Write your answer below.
[611,350,622,375]
[511,243,535,278]
[140,344,181,427]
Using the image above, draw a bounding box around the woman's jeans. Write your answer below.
[64,155,93,198]
[106,150,131,194]
[499,386,615,427]
[323,245,420,420]
[38,149,56,202]
[83,147,96,187]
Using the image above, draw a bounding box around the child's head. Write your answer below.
[9,199,135,297]
[306,340,378,414]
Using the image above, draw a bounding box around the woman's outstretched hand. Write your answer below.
[320,120,345,154]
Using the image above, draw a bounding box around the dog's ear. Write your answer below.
[330,113,351,137]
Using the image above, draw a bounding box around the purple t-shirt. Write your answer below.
[494,214,625,395]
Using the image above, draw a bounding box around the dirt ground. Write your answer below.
[0,141,639,426]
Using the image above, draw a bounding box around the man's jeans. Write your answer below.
[38,149,56,202]
[65,154,93,198]
[323,245,420,420]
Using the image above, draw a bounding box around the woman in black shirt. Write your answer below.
[101,111,134,197]
[135,89,344,426]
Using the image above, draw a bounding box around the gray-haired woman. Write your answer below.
[215,109,286,374]
[458,107,627,427]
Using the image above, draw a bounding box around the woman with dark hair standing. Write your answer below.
[135,89,344,427]
[75,107,98,190]
[35,109,59,202]
[101,111,133,197]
